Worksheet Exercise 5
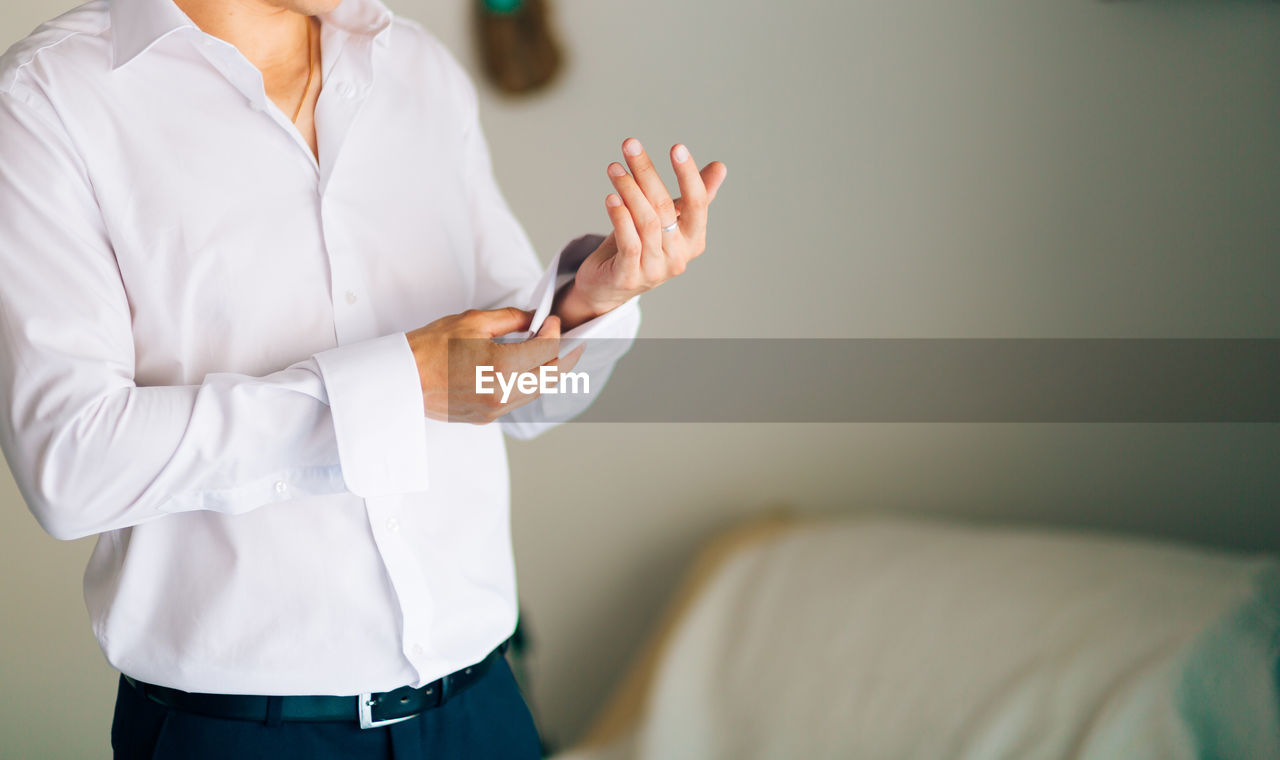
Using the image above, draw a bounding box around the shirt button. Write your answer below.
[410,643,425,657]
[274,481,288,494]
[334,82,355,99]
[386,517,400,532]
[345,290,358,305]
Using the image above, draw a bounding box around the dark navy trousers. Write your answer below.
[110,656,543,759]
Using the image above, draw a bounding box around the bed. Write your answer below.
[549,512,1280,760]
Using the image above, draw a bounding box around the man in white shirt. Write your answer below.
[0,0,725,756]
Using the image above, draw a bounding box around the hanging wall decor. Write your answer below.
[475,0,564,95]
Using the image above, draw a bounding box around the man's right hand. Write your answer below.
[406,308,584,424]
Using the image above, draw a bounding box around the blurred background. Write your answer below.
[1,0,1278,757]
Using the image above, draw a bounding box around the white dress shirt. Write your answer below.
[0,0,639,695]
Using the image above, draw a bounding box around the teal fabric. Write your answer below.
[1175,563,1280,759]
[482,0,524,14]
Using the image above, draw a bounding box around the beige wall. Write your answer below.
[2,0,1278,756]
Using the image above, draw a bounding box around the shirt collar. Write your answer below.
[109,0,394,71]
[108,0,194,69]
[321,0,395,48]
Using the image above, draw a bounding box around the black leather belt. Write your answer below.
[123,637,511,729]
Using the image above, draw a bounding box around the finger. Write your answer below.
[701,161,728,203]
[608,162,662,252]
[494,314,561,373]
[670,144,707,236]
[559,343,586,372]
[465,307,533,338]
[671,161,728,216]
[621,137,677,228]
[606,192,642,265]
[541,343,585,375]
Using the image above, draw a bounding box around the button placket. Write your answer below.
[314,34,380,346]
[313,34,376,194]
[363,494,438,683]
[320,203,379,345]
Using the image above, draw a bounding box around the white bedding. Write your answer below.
[556,517,1280,760]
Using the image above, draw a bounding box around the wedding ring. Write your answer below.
[661,221,679,233]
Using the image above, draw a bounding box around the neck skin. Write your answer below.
[172,0,313,76]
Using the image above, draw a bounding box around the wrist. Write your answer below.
[554,281,618,331]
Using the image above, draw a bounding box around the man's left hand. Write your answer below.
[555,138,727,328]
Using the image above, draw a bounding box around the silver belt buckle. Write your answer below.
[358,693,417,730]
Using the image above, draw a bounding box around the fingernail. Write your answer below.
[623,138,643,156]
[606,193,622,207]
[608,163,626,177]
[673,144,689,163]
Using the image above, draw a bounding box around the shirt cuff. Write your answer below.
[314,332,430,497]
[512,233,603,340]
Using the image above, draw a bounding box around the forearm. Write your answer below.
[1,333,429,541]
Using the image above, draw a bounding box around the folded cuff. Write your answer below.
[314,333,429,497]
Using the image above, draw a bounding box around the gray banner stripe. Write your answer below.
[459,339,1280,423]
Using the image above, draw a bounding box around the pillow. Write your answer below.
[602,517,1277,760]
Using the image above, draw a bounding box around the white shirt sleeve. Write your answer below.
[450,59,642,440]
[0,89,429,541]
